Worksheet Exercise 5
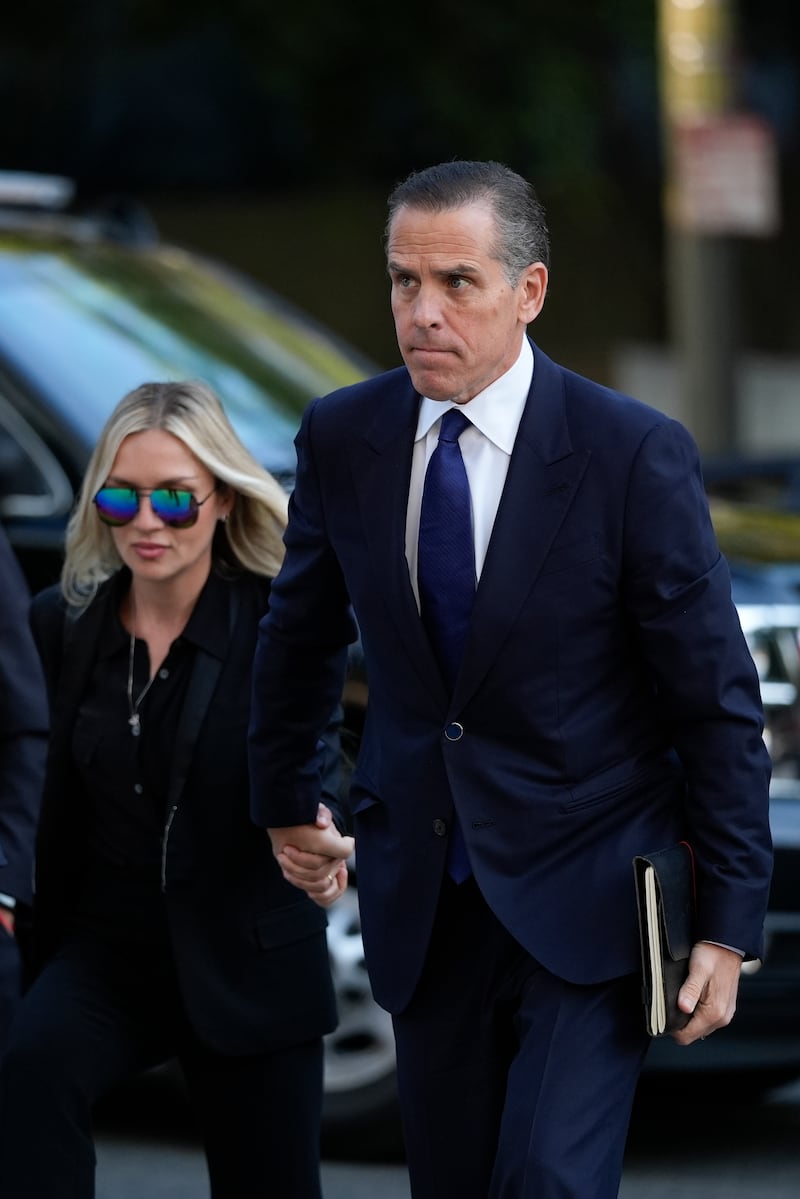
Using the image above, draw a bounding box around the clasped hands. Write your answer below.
[268,803,354,908]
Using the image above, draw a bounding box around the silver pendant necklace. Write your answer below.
[127,628,156,737]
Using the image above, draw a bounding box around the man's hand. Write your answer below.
[671,942,743,1045]
[268,803,355,908]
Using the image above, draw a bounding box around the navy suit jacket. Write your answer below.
[249,341,773,1015]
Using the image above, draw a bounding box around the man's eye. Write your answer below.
[448,276,468,289]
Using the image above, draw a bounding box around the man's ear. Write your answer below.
[518,262,548,324]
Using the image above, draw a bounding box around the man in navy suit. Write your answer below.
[0,525,47,1054]
[248,160,773,1198]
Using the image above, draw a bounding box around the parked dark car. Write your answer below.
[2,174,799,1139]
[703,453,800,515]
[643,491,800,1088]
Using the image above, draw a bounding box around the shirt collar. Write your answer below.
[179,567,231,659]
[97,565,232,661]
[414,338,534,452]
[97,573,132,661]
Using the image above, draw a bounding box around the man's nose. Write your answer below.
[412,285,442,327]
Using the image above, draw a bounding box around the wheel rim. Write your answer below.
[324,885,396,1093]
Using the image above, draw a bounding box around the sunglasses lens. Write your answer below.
[149,489,199,527]
[93,488,139,525]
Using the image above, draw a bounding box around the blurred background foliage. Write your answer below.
[710,501,800,563]
[1,1,797,375]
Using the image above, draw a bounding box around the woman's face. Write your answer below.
[100,429,232,593]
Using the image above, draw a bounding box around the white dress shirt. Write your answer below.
[405,339,534,608]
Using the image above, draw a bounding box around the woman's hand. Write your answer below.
[268,803,354,907]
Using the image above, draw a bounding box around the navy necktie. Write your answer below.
[418,407,475,882]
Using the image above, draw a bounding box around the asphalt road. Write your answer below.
[620,1077,800,1198]
[93,1077,800,1198]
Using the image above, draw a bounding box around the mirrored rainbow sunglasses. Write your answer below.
[92,485,217,529]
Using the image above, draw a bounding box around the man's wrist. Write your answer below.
[699,939,744,956]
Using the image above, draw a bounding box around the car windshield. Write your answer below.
[0,239,368,480]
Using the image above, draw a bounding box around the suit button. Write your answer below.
[444,722,464,741]
[433,819,447,837]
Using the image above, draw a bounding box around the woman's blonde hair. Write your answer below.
[62,380,289,606]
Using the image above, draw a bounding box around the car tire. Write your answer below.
[322,882,402,1154]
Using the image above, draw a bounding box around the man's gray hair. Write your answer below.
[385,160,550,284]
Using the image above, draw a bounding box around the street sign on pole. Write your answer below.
[671,114,781,237]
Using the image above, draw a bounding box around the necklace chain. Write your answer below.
[127,628,156,737]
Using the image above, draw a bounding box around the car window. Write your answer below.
[0,243,368,482]
[0,391,72,517]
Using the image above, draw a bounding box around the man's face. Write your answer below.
[386,201,547,405]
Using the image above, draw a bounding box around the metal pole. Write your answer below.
[658,0,738,453]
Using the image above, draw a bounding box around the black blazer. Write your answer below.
[0,526,47,908]
[30,568,338,1055]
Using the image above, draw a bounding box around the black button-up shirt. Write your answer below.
[69,569,230,938]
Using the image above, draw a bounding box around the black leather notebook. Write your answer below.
[633,842,695,1036]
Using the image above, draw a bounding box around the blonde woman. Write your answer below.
[0,381,350,1199]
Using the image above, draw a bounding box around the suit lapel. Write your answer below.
[166,586,236,808]
[347,349,589,711]
[348,374,448,707]
[455,345,590,707]
[53,584,115,744]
